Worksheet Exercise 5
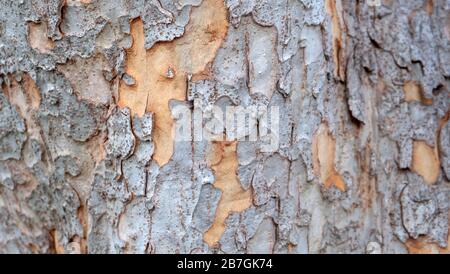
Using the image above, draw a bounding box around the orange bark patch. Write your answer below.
[50,229,65,254]
[425,0,434,15]
[403,81,433,105]
[313,124,346,191]
[203,141,252,247]
[76,205,88,254]
[3,74,42,141]
[66,0,91,5]
[118,0,228,166]
[406,230,450,254]
[28,22,55,54]
[21,74,41,111]
[324,172,346,192]
[406,238,440,254]
[325,0,343,79]
[411,141,440,185]
[406,211,450,254]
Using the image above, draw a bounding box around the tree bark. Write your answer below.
[0,0,449,254]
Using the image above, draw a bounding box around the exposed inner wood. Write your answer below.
[76,204,88,254]
[50,229,65,254]
[3,74,42,141]
[313,124,346,191]
[406,227,450,254]
[425,0,434,15]
[66,0,92,5]
[203,141,252,247]
[28,22,55,54]
[118,0,228,166]
[325,0,344,79]
[411,141,440,185]
[403,81,433,105]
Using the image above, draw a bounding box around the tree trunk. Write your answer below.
[0,0,449,254]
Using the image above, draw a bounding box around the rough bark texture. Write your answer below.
[0,0,449,254]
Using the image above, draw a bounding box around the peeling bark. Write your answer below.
[0,0,449,254]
